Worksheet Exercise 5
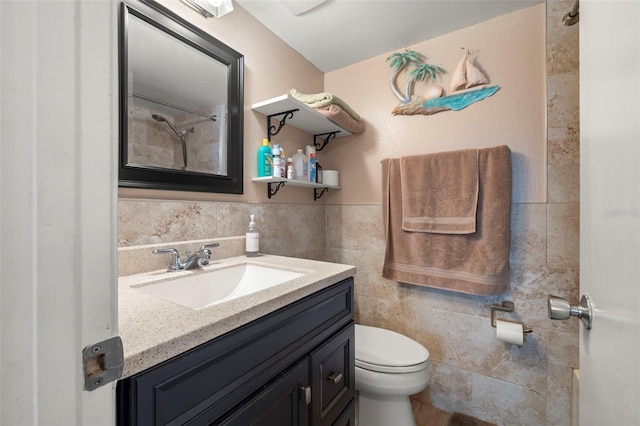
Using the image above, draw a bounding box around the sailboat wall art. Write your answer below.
[389,49,500,116]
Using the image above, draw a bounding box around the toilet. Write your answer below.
[355,324,431,426]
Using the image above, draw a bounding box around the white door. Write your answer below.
[0,1,118,424]
[579,0,640,424]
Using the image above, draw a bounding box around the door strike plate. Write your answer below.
[82,336,124,391]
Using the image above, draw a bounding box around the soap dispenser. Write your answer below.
[245,214,259,257]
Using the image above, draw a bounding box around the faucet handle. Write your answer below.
[198,243,219,267]
[152,248,182,271]
[200,243,220,252]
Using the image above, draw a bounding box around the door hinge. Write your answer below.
[82,336,124,391]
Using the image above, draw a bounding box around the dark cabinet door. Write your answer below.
[310,323,355,426]
[331,400,356,426]
[217,358,310,426]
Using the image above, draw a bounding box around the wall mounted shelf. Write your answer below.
[252,94,353,200]
[251,177,340,201]
[251,94,354,142]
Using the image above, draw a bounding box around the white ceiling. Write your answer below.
[235,0,543,73]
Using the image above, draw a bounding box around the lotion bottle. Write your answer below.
[272,144,283,178]
[286,158,294,179]
[279,147,287,177]
[245,214,259,257]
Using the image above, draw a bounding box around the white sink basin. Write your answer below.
[133,263,306,310]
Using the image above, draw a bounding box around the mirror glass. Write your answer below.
[119,0,244,193]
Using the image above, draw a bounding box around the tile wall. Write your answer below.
[118,199,326,262]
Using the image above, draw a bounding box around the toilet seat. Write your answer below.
[355,358,429,373]
[355,324,429,374]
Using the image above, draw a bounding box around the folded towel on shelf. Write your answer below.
[400,148,479,234]
[290,88,362,122]
[381,145,512,296]
[315,104,365,134]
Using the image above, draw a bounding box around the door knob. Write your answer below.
[548,294,593,330]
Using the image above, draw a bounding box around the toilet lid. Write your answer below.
[355,324,429,373]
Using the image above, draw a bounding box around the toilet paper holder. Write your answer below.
[491,301,533,333]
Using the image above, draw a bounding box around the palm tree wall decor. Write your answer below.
[387,48,500,116]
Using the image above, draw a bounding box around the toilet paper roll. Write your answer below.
[495,319,524,346]
[323,170,339,186]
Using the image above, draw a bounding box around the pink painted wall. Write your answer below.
[321,4,546,205]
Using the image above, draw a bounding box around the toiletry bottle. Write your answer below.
[305,145,314,157]
[309,153,316,183]
[292,148,306,179]
[245,214,259,257]
[306,145,317,183]
[280,147,287,177]
[272,144,282,178]
[257,139,272,177]
[286,158,295,179]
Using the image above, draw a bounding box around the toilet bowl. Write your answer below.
[355,324,430,426]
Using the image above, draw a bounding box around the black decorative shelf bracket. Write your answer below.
[314,187,329,201]
[267,109,299,140]
[314,131,339,151]
[267,182,285,199]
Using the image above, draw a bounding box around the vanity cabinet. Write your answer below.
[117,277,354,425]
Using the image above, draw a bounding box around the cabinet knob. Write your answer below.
[328,372,343,384]
[300,385,311,405]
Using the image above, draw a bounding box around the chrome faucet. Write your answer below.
[152,243,219,271]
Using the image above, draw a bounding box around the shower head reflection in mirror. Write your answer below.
[151,114,194,170]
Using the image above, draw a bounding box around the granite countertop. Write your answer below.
[118,254,356,378]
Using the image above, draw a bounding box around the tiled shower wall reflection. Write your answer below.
[128,104,225,174]
[325,1,579,424]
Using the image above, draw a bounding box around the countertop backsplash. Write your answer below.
[118,236,245,277]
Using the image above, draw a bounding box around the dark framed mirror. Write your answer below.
[119,0,244,193]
